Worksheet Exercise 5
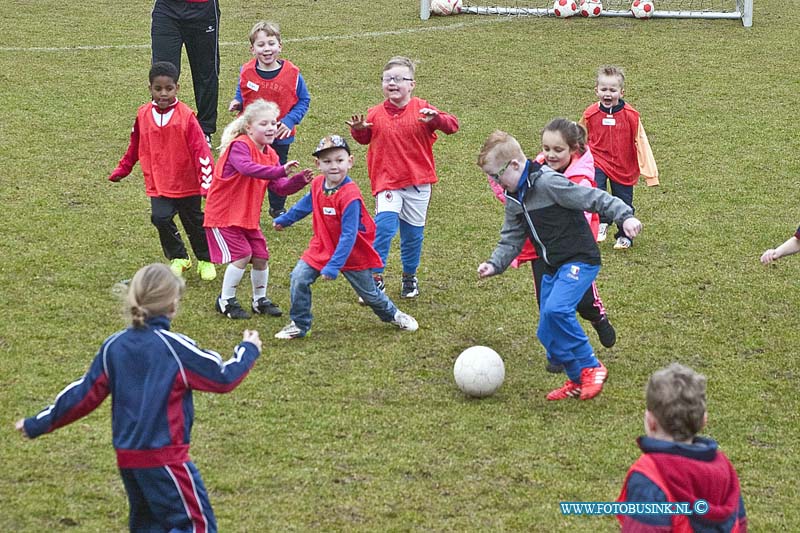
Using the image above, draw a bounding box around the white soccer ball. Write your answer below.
[454,346,505,398]
[630,0,655,18]
[430,0,463,16]
[580,0,604,17]
[553,0,580,18]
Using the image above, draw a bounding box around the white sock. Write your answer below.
[221,264,246,300]
[251,265,268,303]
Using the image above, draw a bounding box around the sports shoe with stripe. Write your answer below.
[169,258,192,278]
[391,310,418,332]
[578,361,608,400]
[401,274,419,298]
[546,379,582,401]
[274,321,306,339]
[591,316,616,348]
[215,296,250,320]
[252,297,282,317]
[613,236,632,250]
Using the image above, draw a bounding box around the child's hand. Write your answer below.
[228,99,242,112]
[283,160,300,174]
[296,169,314,183]
[622,217,643,239]
[418,107,439,123]
[276,121,292,140]
[346,114,373,130]
[477,262,496,278]
[273,221,284,231]
[108,167,129,182]
[15,419,29,438]
[760,249,779,265]
[242,329,262,353]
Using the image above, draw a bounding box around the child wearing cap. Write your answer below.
[347,56,459,299]
[272,135,419,339]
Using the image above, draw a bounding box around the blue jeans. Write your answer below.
[289,260,398,334]
[595,167,635,240]
[537,262,601,382]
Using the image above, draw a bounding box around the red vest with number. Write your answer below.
[239,59,300,137]
[583,102,641,186]
[203,135,276,229]
[617,453,742,533]
[301,176,383,272]
[137,101,203,198]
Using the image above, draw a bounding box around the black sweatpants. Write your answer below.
[150,195,210,262]
[151,0,220,135]
[268,142,291,212]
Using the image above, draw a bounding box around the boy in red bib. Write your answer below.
[580,65,658,250]
[228,21,311,219]
[109,61,216,281]
[348,56,459,299]
[617,363,747,532]
[273,135,419,339]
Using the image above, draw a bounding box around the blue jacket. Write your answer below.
[23,316,260,468]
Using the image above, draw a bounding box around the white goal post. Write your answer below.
[420,0,753,27]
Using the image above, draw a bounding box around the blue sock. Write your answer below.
[399,220,424,275]
[373,212,399,274]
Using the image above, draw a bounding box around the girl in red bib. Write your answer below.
[204,99,312,319]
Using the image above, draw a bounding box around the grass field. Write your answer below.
[2,0,799,530]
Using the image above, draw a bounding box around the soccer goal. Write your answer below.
[420,0,753,27]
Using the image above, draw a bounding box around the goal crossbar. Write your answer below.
[421,0,753,26]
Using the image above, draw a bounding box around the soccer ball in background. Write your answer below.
[553,0,580,18]
[430,0,463,16]
[630,0,655,18]
[580,0,604,17]
[453,346,506,398]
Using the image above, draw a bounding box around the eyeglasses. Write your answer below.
[487,160,511,184]
[381,75,414,84]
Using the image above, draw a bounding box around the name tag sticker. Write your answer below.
[602,117,616,126]
[323,207,336,215]
[246,80,260,92]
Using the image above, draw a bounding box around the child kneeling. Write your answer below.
[273,135,418,339]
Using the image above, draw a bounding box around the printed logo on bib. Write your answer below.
[384,191,393,201]
[323,207,337,216]
[246,80,260,92]
[602,117,616,126]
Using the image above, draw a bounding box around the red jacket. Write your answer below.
[351,97,459,195]
[302,176,383,272]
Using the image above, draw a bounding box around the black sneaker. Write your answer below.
[215,296,250,319]
[401,274,419,298]
[252,297,282,317]
[269,208,287,219]
[592,316,617,348]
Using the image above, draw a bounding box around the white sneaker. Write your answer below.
[613,236,632,250]
[274,321,305,339]
[391,311,418,332]
[596,223,608,243]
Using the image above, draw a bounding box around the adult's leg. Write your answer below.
[180,0,220,135]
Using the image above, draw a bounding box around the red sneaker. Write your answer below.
[579,361,608,400]
[546,379,581,400]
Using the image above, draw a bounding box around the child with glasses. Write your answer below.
[477,129,642,401]
[347,56,459,300]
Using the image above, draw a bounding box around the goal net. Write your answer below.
[420,0,752,27]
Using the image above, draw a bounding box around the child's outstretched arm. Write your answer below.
[268,166,314,197]
[418,105,459,135]
[347,114,373,145]
[761,235,800,265]
[164,330,261,393]
[18,349,110,439]
[109,118,141,182]
[274,191,313,230]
